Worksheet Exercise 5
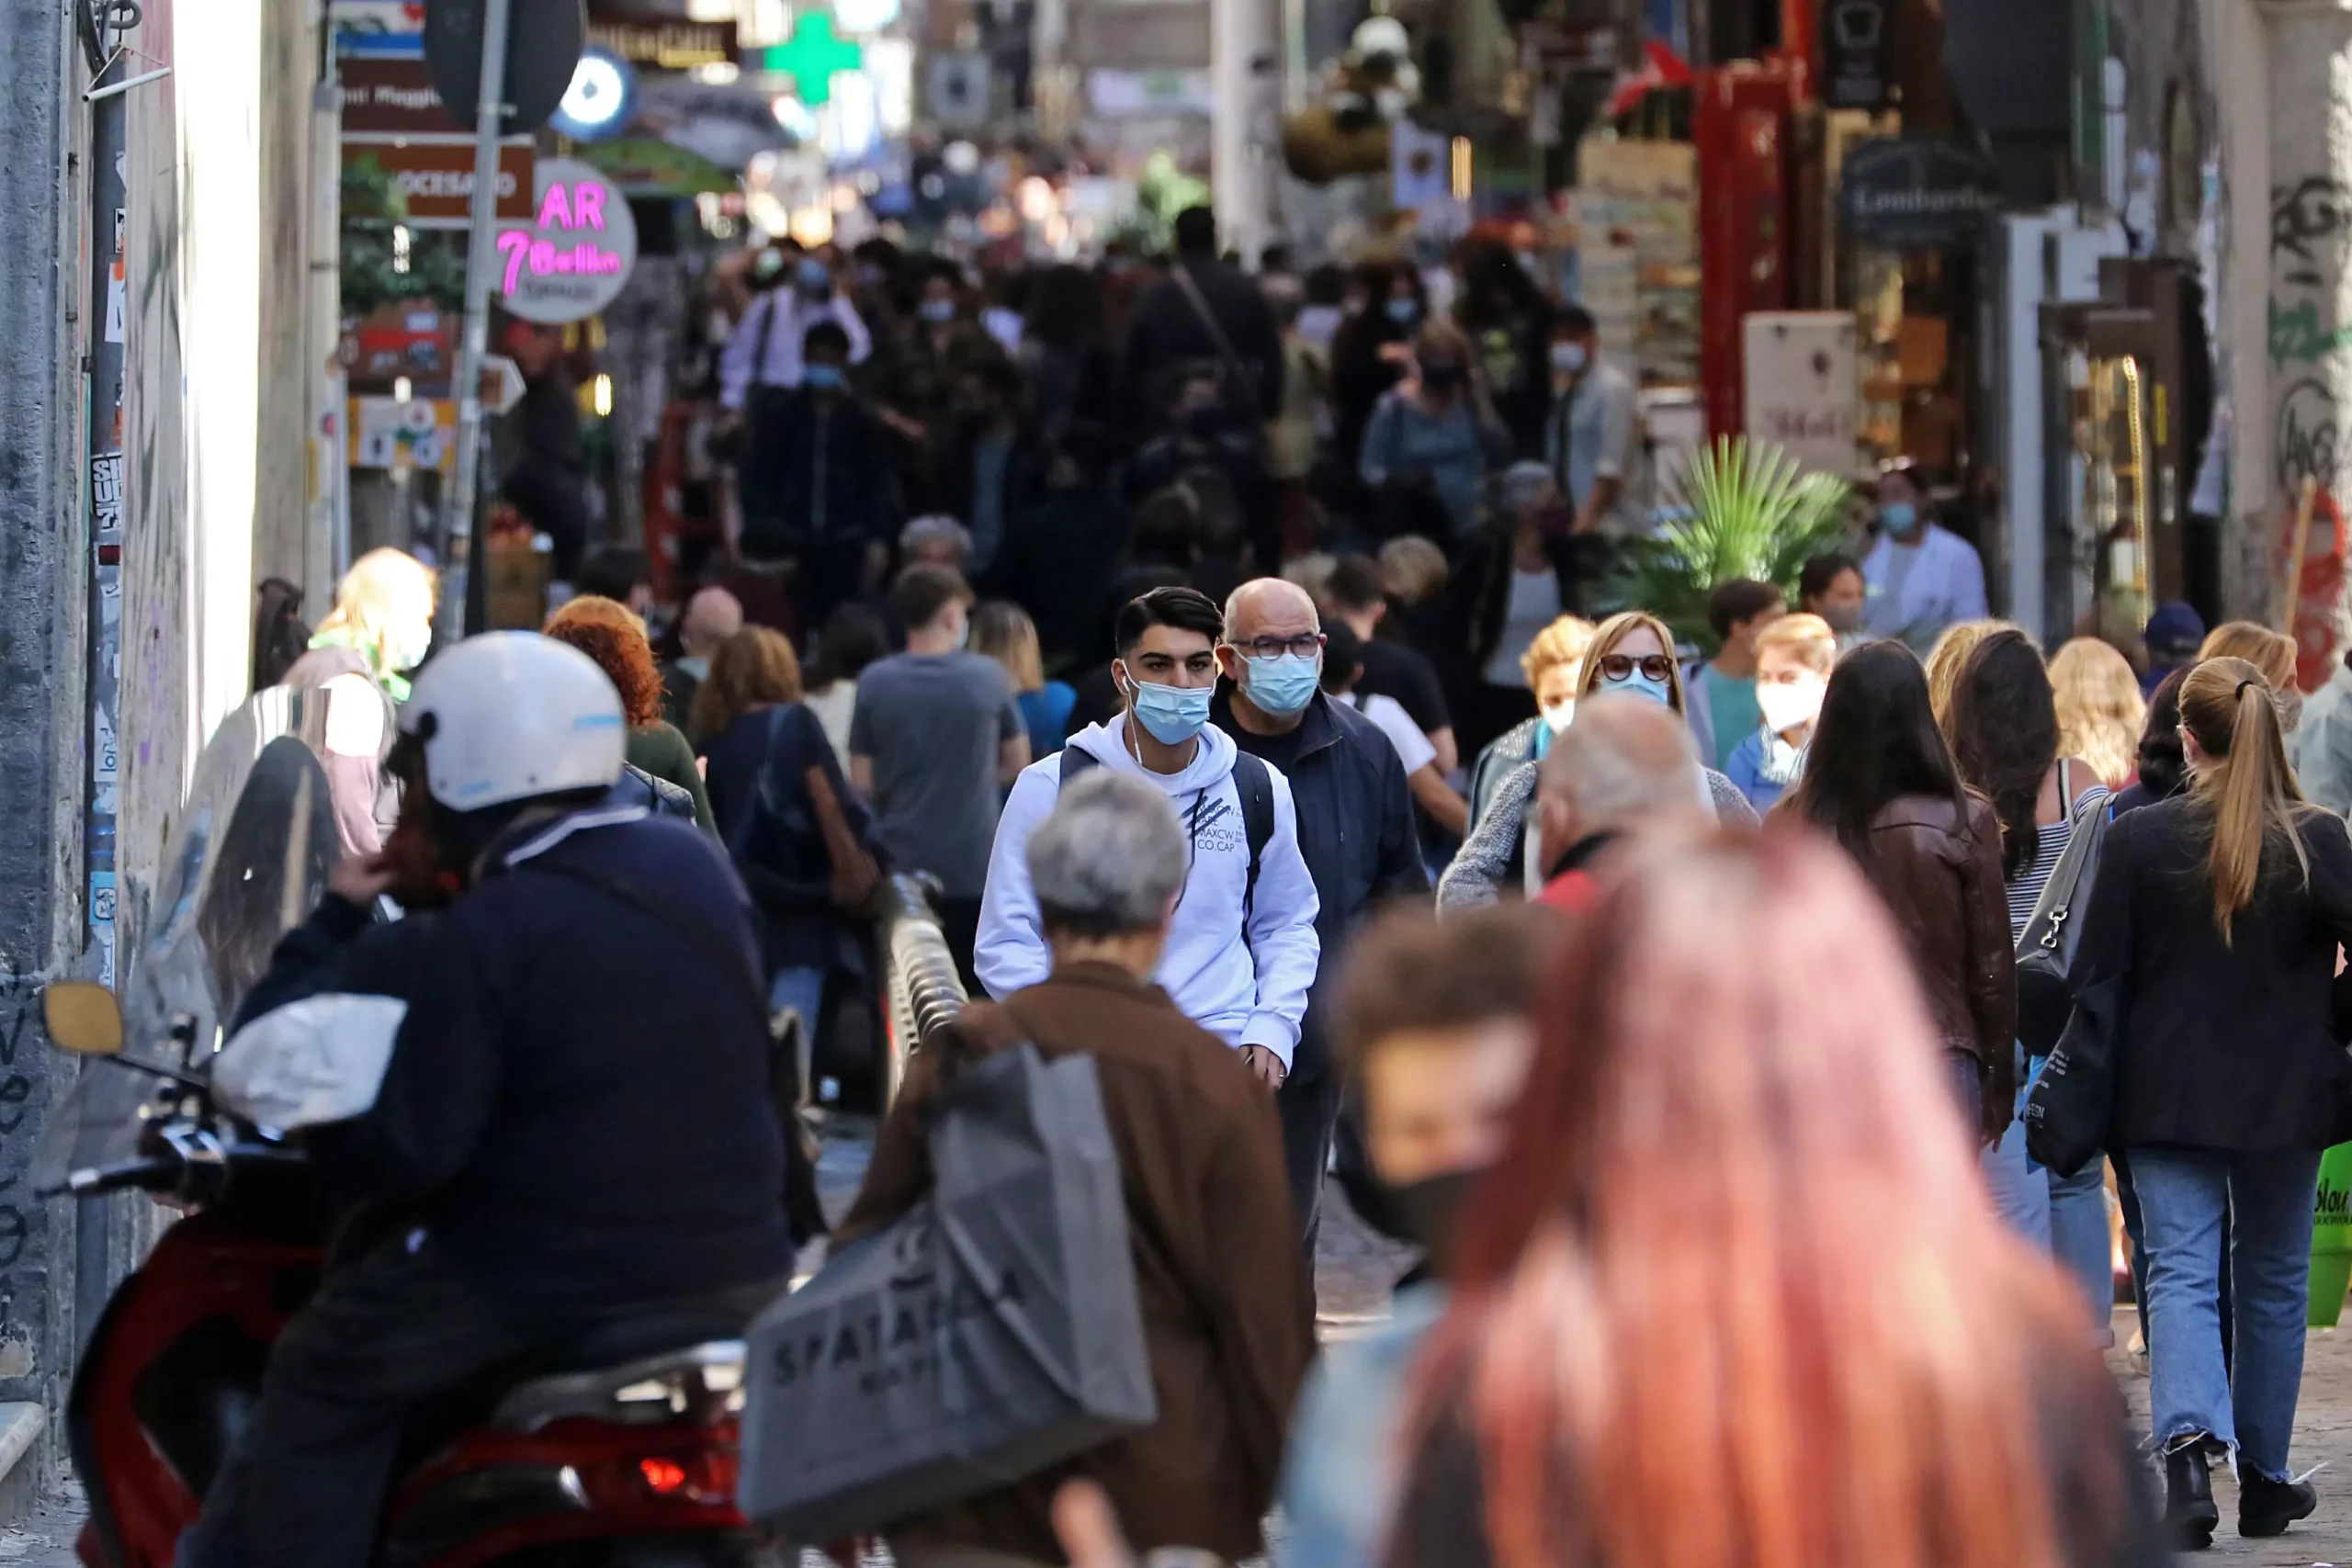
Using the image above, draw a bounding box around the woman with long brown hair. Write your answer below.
[2074,656,2352,1546]
[1387,830,2157,1568]
[544,595,715,834]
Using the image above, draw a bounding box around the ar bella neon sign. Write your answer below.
[499,179,627,296]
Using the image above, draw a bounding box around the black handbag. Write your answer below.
[2015,767,2111,1055]
[2023,976,2125,1178]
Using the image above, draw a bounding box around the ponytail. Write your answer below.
[2182,659,2309,942]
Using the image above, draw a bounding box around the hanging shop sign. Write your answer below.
[1742,312,1861,480]
[549,44,638,141]
[350,394,459,473]
[342,138,536,227]
[1838,137,2002,253]
[1821,0,1888,110]
[584,10,738,69]
[496,157,639,323]
[341,57,467,136]
[424,0,585,136]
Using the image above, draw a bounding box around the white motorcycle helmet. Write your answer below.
[398,632,627,812]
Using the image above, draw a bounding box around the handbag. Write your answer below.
[2014,764,2112,1055]
[2023,976,2125,1178]
[805,761,884,917]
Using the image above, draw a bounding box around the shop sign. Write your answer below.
[340,57,466,136]
[1838,137,2002,252]
[496,157,639,324]
[1742,312,1860,480]
[1822,0,1888,110]
[350,394,458,473]
[585,10,738,69]
[342,138,536,227]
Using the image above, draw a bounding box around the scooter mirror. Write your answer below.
[42,982,124,1057]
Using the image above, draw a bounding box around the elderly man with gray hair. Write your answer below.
[1437,693,1718,913]
[838,769,1312,1566]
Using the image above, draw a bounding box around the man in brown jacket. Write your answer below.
[835,770,1314,1565]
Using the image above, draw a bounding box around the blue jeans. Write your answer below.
[767,966,826,1036]
[2130,1145,2323,1479]
[1983,1051,2115,1339]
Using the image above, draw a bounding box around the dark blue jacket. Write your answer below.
[702,702,864,974]
[235,807,793,1307]
[741,388,902,561]
[1216,689,1428,1082]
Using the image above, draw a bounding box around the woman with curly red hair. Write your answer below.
[1387,830,2160,1568]
[544,596,716,834]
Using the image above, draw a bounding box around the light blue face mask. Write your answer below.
[1126,676,1212,745]
[1601,670,1674,706]
[1244,654,1320,717]
[804,364,844,391]
[1385,297,1420,324]
[919,298,956,324]
[1881,501,1921,537]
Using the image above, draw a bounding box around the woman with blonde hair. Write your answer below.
[2074,656,2352,1546]
[1391,831,2156,1568]
[2199,621,2304,734]
[277,547,439,856]
[1465,615,1594,829]
[544,596,716,834]
[696,626,870,1034]
[2051,637,2147,789]
[1437,610,1761,909]
[303,547,438,702]
[971,601,1076,760]
[1724,612,1836,810]
[1923,617,2023,733]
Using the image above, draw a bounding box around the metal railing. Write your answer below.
[876,872,968,1104]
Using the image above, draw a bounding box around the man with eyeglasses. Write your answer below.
[1211,578,1429,1246]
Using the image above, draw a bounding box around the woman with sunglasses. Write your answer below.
[1436,610,1759,909]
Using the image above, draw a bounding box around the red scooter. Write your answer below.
[37,988,774,1568]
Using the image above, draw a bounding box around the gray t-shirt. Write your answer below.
[850,651,1022,897]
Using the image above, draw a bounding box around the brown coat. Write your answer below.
[833,963,1314,1564]
[1850,793,2018,1134]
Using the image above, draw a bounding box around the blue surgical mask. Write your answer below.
[1550,341,1588,375]
[1385,297,1419,324]
[1126,676,1212,745]
[797,261,833,295]
[1244,654,1320,717]
[804,364,844,391]
[1882,502,1920,536]
[1601,670,1674,706]
[919,298,956,324]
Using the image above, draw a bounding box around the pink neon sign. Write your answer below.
[498,179,626,297]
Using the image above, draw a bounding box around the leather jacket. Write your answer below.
[1852,793,2017,1132]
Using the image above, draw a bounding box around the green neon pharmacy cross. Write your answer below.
[762,13,865,107]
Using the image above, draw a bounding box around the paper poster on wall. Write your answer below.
[1741,311,1861,480]
[349,395,458,473]
[496,156,639,324]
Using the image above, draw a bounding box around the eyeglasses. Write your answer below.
[1597,653,1675,682]
[1229,633,1327,660]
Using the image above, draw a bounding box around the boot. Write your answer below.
[2238,1472,2318,1538]
[2164,1441,2219,1550]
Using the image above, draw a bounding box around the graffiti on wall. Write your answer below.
[2269,167,2352,688]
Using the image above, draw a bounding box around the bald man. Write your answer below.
[662,586,744,732]
[1211,577,1428,1247]
[1530,693,1713,912]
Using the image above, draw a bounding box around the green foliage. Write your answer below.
[1614,436,1854,651]
[341,154,466,318]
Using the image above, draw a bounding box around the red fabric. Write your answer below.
[1536,868,1600,914]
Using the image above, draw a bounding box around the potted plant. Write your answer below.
[1615,436,1855,651]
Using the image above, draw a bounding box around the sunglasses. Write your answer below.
[1597,653,1675,682]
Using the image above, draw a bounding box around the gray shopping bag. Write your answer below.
[738,1042,1158,1541]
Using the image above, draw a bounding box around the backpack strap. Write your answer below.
[1057,746,1101,788]
[1233,750,1275,930]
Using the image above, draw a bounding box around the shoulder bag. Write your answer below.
[2014,762,2112,1055]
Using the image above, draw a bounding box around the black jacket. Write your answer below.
[2073,796,2352,1152]
[235,808,794,1306]
[1122,256,1286,423]
[1214,689,1428,1081]
[740,389,902,561]
[1453,525,1578,674]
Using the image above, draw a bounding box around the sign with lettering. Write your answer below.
[1742,311,1861,481]
[496,157,638,323]
[585,10,738,68]
[1821,0,1888,110]
[340,57,467,135]
[342,138,535,227]
[1838,137,2002,253]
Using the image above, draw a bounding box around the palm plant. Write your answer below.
[1614,436,1855,651]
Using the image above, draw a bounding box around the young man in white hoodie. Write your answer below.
[977,586,1321,1088]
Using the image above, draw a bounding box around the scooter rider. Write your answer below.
[181,633,792,1568]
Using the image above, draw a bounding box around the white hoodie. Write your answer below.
[975,715,1322,1066]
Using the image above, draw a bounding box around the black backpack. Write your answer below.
[1058,746,1276,923]
[252,578,311,694]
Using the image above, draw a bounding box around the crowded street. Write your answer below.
[3,0,2351,1562]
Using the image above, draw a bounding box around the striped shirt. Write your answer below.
[2007,772,2111,940]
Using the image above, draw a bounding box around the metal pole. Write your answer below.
[308,62,347,604]
[445,0,514,638]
